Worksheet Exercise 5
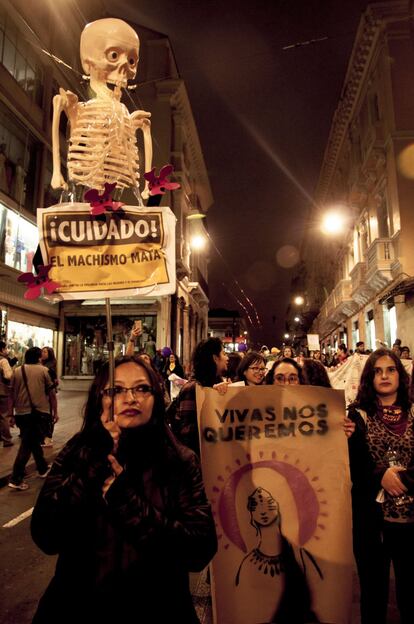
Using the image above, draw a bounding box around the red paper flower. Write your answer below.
[17,264,60,300]
[84,183,124,216]
[144,164,180,196]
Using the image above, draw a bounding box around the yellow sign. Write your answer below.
[37,204,176,299]
[197,384,353,624]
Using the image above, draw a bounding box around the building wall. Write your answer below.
[303,1,414,356]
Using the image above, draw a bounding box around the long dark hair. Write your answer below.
[81,355,166,435]
[236,352,266,383]
[192,337,224,386]
[302,358,332,388]
[353,348,411,414]
[41,346,57,368]
[265,357,305,385]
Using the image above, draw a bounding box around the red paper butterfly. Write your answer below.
[144,164,180,196]
[84,183,124,216]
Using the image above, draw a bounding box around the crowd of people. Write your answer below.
[1,330,413,623]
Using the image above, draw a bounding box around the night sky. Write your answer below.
[108,0,372,346]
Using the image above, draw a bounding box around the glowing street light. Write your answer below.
[190,234,207,250]
[294,316,300,322]
[321,210,347,235]
[293,295,304,306]
[284,333,290,339]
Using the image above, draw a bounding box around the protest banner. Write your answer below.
[197,384,353,624]
[307,334,320,351]
[37,204,176,299]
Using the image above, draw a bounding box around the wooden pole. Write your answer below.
[105,297,115,422]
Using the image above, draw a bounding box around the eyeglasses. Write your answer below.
[273,374,299,385]
[102,384,153,398]
[248,366,266,373]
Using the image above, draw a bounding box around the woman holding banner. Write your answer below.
[31,355,217,624]
[265,357,305,386]
[347,348,414,624]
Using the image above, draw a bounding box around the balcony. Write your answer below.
[365,238,394,292]
[349,261,375,306]
[332,279,358,320]
[188,268,209,307]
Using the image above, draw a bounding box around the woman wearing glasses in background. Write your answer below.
[30,355,217,624]
[265,357,305,386]
[235,351,267,386]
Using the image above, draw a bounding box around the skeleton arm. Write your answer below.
[131,110,152,199]
[51,89,78,190]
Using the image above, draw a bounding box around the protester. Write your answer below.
[265,357,305,386]
[40,347,59,447]
[0,340,13,446]
[302,358,332,388]
[163,352,185,382]
[227,351,243,382]
[280,346,295,359]
[168,337,229,455]
[8,347,57,490]
[337,343,349,362]
[355,341,366,355]
[30,355,217,623]
[235,351,267,385]
[346,348,414,624]
[311,350,321,361]
[392,339,402,358]
[400,346,411,360]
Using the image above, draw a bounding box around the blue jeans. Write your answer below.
[11,411,49,484]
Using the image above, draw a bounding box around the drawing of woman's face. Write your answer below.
[248,487,280,527]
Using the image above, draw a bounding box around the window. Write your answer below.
[352,320,359,349]
[366,310,376,350]
[0,9,43,105]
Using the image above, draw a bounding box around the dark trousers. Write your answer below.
[354,503,414,624]
[383,521,414,624]
[11,412,48,484]
[0,396,12,442]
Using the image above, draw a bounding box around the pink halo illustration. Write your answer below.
[218,460,320,552]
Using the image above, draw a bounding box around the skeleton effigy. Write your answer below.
[51,18,153,203]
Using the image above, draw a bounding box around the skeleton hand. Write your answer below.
[51,170,68,190]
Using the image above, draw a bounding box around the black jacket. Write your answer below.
[31,427,217,624]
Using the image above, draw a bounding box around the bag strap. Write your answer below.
[21,365,35,410]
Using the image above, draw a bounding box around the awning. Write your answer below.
[378,277,414,304]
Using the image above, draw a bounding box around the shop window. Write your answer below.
[7,320,54,366]
[64,315,157,376]
[0,203,38,272]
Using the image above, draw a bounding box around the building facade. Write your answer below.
[298,1,414,355]
[0,0,211,385]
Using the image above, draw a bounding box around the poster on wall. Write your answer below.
[197,384,353,624]
[307,333,320,351]
[37,204,176,299]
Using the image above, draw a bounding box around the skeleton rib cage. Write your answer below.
[67,98,139,190]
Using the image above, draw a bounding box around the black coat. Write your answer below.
[31,427,217,624]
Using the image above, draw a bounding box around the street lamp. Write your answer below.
[284,333,290,339]
[293,295,304,306]
[294,316,300,323]
[321,209,348,235]
[190,234,207,250]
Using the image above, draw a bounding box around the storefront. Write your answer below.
[62,306,158,377]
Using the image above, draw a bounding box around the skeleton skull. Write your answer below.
[80,18,139,86]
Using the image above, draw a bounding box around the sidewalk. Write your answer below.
[0,390,87,488]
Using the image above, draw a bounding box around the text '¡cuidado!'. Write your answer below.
[45,213,162,247]
[202,403,329,443]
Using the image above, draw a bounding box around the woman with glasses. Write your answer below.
[235,351,267,386]
[265,357,305,386]
[31,355,217,624]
